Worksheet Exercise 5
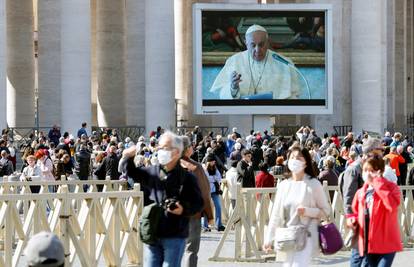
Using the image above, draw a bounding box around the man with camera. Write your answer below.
[125,132,204,267]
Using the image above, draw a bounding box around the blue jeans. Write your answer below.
[211,193,222,228]
[366,253,395,267]
[201,193,223,229]
[143,237,186,267]
[350,248,366,267]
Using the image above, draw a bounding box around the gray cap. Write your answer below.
[362,137,382,155]
[24,231,65,267]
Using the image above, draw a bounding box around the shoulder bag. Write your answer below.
[274,211,311,252]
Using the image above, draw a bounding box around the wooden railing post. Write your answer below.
[59,185,70,266]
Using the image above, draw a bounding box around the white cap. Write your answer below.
[246,24,267,36]
[24,231,65,267]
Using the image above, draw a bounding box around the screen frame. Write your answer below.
[193,3,333,115]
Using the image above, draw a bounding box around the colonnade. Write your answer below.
[0,0,413,135]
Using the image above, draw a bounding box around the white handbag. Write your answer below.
[274,211,311,252]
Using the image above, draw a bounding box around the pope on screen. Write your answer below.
[210,24,305,100]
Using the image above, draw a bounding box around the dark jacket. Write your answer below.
[48,129,61,146]
[237,160,255,188]
[75,149,91,179]
[127,162,204,238]
[250,144,263,171]
[0,159,13,176]
[98,153,120,180]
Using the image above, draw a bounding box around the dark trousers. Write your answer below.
[78,175,89,192]
[366,252,395,267]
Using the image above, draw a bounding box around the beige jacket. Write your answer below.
[265,175,330,261]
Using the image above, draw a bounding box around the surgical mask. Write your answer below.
[157,149,172,165]
[288,159,306,174]
[362,172,369,182]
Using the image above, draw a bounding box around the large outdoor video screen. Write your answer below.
[193,3,333,115]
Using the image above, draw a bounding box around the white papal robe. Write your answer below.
[210,50,302,99]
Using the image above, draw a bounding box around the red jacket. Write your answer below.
[255,171,275,200]
[385,152,405,177]
[255,171,275,188]
[351,177,402,256]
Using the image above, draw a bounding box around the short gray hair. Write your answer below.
[159,131,184,156]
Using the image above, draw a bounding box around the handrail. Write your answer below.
[211,180,414,262]
[175,126,229,137]
[0,184,143,267]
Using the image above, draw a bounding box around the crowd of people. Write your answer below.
[1,123,413,267]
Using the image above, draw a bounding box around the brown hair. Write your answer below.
[365,156,385,173]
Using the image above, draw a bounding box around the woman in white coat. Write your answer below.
[263,146,330,266]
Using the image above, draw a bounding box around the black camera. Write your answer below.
[164,198,178,211]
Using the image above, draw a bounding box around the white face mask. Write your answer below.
[157,149,172,165]
[362,171,369,182]
[362,170,380,182]
[288,159,306,174]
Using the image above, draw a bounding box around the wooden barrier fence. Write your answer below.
[211,180,414,262]
[0,177,143,267]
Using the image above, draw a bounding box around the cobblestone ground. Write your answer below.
[15,227,414,266]
[197,231,414,267]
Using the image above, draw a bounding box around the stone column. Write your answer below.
[125,0,145,126]
[6,0,35,127]
[392,0,407,129]
[96,0,126,127]
[37,0,61,127]
[145,0,175,132]
[408,0,414,114]
[0,0,6,130]
[61,0,91,135]
[351,0,387,134]
[309,0,352,135]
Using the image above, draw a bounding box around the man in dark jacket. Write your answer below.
[48,125,61,146]
[237,149,255,188]
[75,143,91,192]
[125,132,204,267]
[250,140,263,172]
[97,145,120,180]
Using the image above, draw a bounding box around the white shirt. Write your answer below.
[383,166,398,184]
[210,50,301,99]
[246,135,254,149]
[225,167,239,200]
[20,165,42,181]
[204,168,222,193]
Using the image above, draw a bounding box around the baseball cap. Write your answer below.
[25,231,65,267]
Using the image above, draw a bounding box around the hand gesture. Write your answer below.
[167,201,184,216]
[230,71,242,90]
[297,206,306,216]
[262,244,273,254]
[346,217,357,230]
